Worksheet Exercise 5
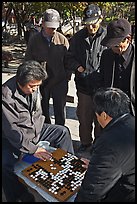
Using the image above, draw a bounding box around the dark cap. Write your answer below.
[101,18,131,47]
[43,9,60,28]
[83,4,102,25]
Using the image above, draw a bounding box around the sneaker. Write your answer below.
[78,144,91,152]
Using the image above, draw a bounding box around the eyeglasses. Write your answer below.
[90,23,99,28]
[114,38,127,48]
[84,19,100,28]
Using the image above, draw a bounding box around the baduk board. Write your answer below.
[22,148,87,202]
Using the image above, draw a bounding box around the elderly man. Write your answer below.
[75,87,135,202]
[100,18,135,116]
[25,9,71,126]
[2,60,74,202]
[66,4,107,152]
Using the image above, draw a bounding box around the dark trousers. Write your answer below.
[2,124,74,202]
[76,91,101,145]
[41,80,68,126]
[2,139,28,202]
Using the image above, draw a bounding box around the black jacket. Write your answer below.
[75,113,135,202]
[67,26,107,95]
[99,44,135,115]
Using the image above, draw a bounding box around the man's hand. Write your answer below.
[77,66,85,73]
[34,147,52,161]
[80,157,90,169]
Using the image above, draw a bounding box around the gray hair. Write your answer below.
[16,60,47,86]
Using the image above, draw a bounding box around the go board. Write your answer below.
[22,148,86,202]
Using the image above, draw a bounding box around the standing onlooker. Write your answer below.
[75,87,135,202]
[100,18,135,116]
[67,4,107,152]
[25,9,71,125]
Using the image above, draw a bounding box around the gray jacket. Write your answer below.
[2,76,45,154]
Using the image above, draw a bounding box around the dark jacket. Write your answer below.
[75,113,135,202]
[2,76,45,154]
[25,30,70,89]
[67,26,107,95]
[99,44,135,115]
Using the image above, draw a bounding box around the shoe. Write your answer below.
[18,191,35,202]
[78,144,91,152]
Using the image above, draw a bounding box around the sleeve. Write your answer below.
[130,57,135,116]
[63,35,69,50]
[63,37,73,81]
[24,37,35,61]
[99,50,107,87]
[75,139,122,202]
[65,36,81,72]
[2,91,38,154]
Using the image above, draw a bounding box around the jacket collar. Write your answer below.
[14,86,29,107]
[84,26,105,44]
[104,113,130,131]
[84,26,105,38]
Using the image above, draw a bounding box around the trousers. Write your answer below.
[2,123,74,201]
[41,80,68,126]
[76,91,101,145]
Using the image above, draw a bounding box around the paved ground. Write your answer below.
[2,42,92,202]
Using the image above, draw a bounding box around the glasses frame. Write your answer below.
[114,38,127,48]
[84,18,100,27]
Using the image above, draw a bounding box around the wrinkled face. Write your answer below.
[18,79,42,95]
[111,37,130,55]
[86,19,101,35]
[42,22,56,37]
